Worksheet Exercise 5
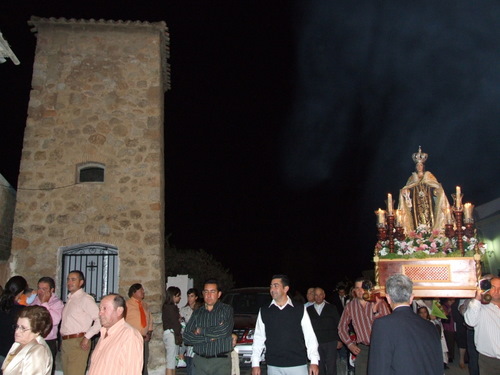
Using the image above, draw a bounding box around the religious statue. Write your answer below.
[398,147,451,234]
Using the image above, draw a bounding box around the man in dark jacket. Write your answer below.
[368,274,442,375]
[307,287,342,375]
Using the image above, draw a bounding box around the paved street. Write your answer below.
[177,364,266,375]
[51,350,468,374]
[177,357,469,375]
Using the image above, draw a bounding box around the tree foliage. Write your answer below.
[165,245,235,292]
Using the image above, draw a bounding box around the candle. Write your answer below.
[387,193,394,216]
[396,209,402,226]
[455,186,462,209]
[464,203,474,220]
[375,208,386,224]
[445,207,452,224]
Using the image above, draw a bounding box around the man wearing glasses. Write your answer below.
[183,278,234,375]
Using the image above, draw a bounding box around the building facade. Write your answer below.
[9,17,170,372]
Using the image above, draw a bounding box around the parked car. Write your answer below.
[222,287,272,366]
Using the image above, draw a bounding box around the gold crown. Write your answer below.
[412,146,428,164]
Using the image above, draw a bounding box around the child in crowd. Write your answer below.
[17,287,36,306]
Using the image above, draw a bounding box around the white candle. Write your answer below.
[375,208,386,224]
[456,186,462,209]
[464,203,473,220]
[445,207,452,224]
[387,193,393,216]
[396,209,402,226]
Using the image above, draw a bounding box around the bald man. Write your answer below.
[307,288,342,375]
[88,294,143,375]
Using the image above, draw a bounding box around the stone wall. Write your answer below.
[9,17,170,373]
[0,174,16,264]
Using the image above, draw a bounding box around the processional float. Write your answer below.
[371,147,488,299]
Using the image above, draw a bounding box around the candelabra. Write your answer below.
[395,225,405,241]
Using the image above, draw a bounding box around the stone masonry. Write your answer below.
[8,17,170,373]
[0,174,16,262]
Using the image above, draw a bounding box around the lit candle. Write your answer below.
[387,193,393,216]
[445,207,452,224]
[396,209,402,226]
[375,208,386,224]
[455,186,462,209]
[464,203,474,220]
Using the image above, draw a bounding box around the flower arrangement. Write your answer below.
[375,224,487,259]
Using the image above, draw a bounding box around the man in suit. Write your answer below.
[307,287,342,375]
[331,283,349,316]
[367,274,442,375]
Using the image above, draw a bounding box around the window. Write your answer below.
[77,163,105,183]
[60,243,118,302]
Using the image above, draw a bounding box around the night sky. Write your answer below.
[1,1,499,293]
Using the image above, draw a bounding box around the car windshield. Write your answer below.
[230,293,271,314]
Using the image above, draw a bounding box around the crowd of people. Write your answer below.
[0,271,498,375]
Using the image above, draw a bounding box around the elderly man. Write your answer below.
[307,287,341,375]
[252,274,319,375]
[368,274,442,375]
[126,283,153,375]
[464,276,500,374]
[183,278,234,375]
[88,293,144,375]
[338,278,390,375]
[60,270,101,375]
[305,288,315,307]
[31,276,64,375]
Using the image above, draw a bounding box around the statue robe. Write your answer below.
[398,171,450,234]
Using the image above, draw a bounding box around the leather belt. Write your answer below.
[62,332,85,340]
[197,352,230,359]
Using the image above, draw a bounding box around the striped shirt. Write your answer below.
[183,301,234,356]
[338,297,390,346]
[464,299,500,359]
[87,318,143,375]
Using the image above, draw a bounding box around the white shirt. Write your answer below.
[464,299,500,359]
[314,301,326,315]
[251,296,319,367]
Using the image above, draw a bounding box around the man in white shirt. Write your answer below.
[464,277,500,374]
[251,274,319,375]
[305,288,315,307]
[307,288,341,375]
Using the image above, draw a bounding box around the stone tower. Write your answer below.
[9,16,170,373]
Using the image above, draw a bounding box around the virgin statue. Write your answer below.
[398,147,451,234]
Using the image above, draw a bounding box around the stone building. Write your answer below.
[8,16,170,373]
[0,174,16,282]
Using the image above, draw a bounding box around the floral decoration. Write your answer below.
[375,224,487,259]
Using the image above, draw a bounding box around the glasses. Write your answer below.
[13,325,31,333]
[202,290,218,294]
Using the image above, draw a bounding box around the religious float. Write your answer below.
[372,147,486,298]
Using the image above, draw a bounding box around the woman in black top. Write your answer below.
[0,276,28,362]
[162,286,182,375]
